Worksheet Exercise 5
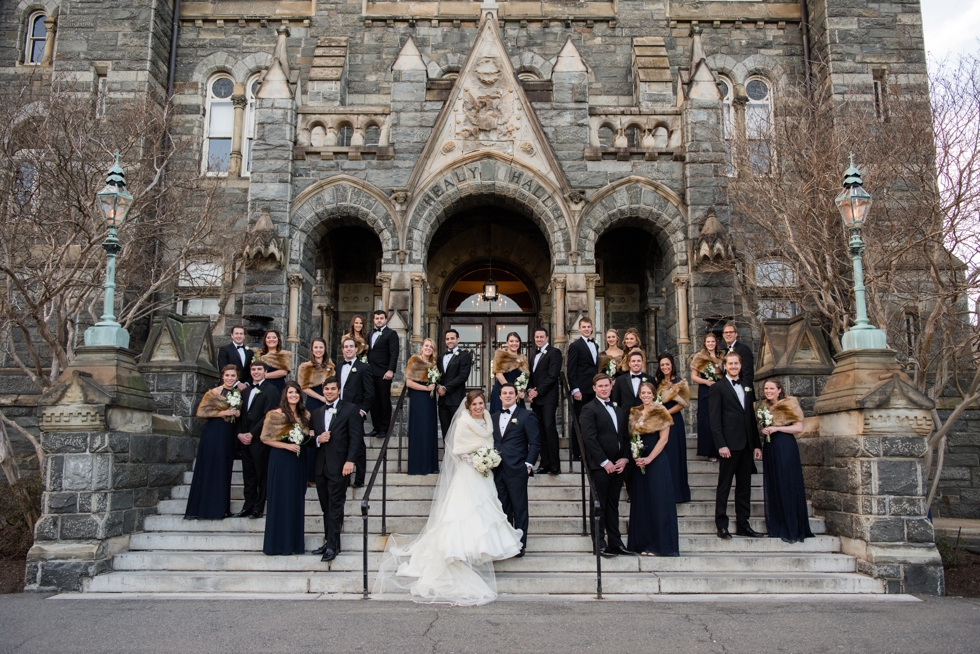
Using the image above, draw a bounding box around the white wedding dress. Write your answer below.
[374,404,523,605]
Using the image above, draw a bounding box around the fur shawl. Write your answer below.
[598,352,622,376]
[629,403,674,435]
[764,396,804,427]
[655,378,691,409]
[196,389,230,419]
[618,348,646,374]
[297,360,335,390]
[343,332,369,357]
[406,354,437,382]
[492,349,530,376]
[254,349,293,373]
[259,408,309,445]
[691,351,723,375]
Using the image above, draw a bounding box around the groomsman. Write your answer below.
[217,325,253,390]
[367,310,399,438]
[437,329,473,440]
[579,373,631,557]
[528,327,563,475]
[566,316,599,461]
[491,384,540,556]
[611,350,651,409]
[235,362,280,518]
[310,377,364,562]
[708,352,763,539]
[337,337,372,488]
[721,322,755,389]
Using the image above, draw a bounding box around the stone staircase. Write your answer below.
[84,435,884,597]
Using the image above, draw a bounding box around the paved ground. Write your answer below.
[2,594,978,653]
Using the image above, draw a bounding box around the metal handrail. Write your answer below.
[559,376,605,599]
[360,384,409,598]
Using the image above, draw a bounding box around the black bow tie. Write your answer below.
[501,408,511,414]
[236,345,245,350]
[374,328,383,333]
[325,404,335,411]
[343,360,354,366]
[730,377,741,385]
[586,339,595,344]
[631,374,642,379]
[604,401,614,407]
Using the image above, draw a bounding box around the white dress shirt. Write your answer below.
[442,348,458,371]
[599,399,619,468]
[533,344,548,371]
[371,326,385,347]
[585,338,597,363]
[235,344,247,367]
[630,373,642,397]
[246,381,262,410]
[317,402,337,447]
[498,406,514,435]
[340,359,355,392]
[728,375,745,408]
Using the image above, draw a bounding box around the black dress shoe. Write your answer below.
[599,549,617,558]
[249,511,263,519]
[312,542,329,555]
[321,549,338,563]
[534,467,548,475]
[351,482,364,488]
[365,430,378,438]
[233,510,251,518]
[548,468,561,475]
[608,546,635,556]
[514,549,526,558]
[735,526,765,538]
[717,528,732,539]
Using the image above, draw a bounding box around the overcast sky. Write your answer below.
[920,0,980,64]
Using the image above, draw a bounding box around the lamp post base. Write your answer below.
[84,322,130,348]
[841,326,887,351]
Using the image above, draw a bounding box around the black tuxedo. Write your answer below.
[309,401,365,552]
[611,372,653,409]
[492,405,540,550]
[338,358,373,485]
[530,345,563,472]
[367,326,399,435]
[437,348,473,440]
[708,376,761,532]
[723,340,755,389]
[566,337,599,460]
[579,397,629,551]
[236,381,279,514]
[218,342,253,384]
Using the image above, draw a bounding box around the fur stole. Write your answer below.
[598,352,622,376]
[655,378,691,408]
[765,396,804,427]
[259,408,309,445]
[629,403,674,435]
[297,360,335,390]
[254,349,293,373]
[617,348,646,374]
[691,351,723,375]
[492,349,530,376]
[196,389,229,419]
[406,354,437,382]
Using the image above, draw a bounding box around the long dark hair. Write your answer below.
[348,314,366,340]
[260,329,283,356]
[280,381,310,428]
[504,331,522,352]
[310,337,330,368]
[654,352,678,385]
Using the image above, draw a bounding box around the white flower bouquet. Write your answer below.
[223,389,242,423]
[630,433,646,475]
[283,422,307,456]
[427,366,442,398]
[514,372,529,395]
[703,362,718,382]
[604,358,618,377]
[470,445,502,477]
[756,405,774,443]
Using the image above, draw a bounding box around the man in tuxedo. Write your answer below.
[566,316,599,461]
[708,352,763,539]
[528,327,563,475]
[217,325,252,390]
[367,310,399,438]
[234,362,280,518]
[611,351,651,409]
[436,328,473,440]
[579,373,631,557]
[491,384,540,556]
[309,377,365,562]
[722,322,755,389]
[337,336,373,488]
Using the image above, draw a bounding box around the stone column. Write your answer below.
[286,274,302,343]
[585,274,600,322]
[318,304,331,342]
[228,84,247,176]
[410,274,425,345]
[673,274,690,344]
[552,276,567,344]
[426,313,439,342]
[40,16,57,66]
[377,272,392,313]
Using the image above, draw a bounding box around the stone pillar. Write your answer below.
[426,313,439,342]
[552,276,567,344]
[585,274,600,322]
[286,273,302,344]
[377,272,392,313]
[40,16,57,66]
[318,304,331,342]
[410,273,425,345]
[673,274,690,344]
[228,84,247,176]
[805,349,944,594]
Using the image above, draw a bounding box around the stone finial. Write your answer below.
[694,210,734,266]
[553,38,588,73]
[243,207,288,270]
[687,27,722,102]
[392,37,427,71]
[258,28,293,99]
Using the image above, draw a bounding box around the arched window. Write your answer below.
[755,259,797,319]
[202,75,234,174]
[310,124,326,147]
[337,124,354,147]
[597,126,614,149]
[625,125,641,148]
[517,71,538,81]
[745,77,772,173]
[364,125,381,147]
[718,76,735,173]
[445,268,535,314]
[24,12,46,65]
[243,75,260,175]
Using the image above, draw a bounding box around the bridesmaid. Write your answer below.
[255,329,292,394]
[617,328,645,377]
[654,353,692,503]
[758,380,813,543]
[489,332,529,414]
[627,382,680,557]
[185,365,241,521]
[261,381,312,555]
[597,329,623,379]
[298,338,335,485]
[343,314,369,360]
[404,338,440,475]
[691,333,723,462]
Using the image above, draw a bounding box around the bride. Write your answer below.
[375,390,523,605]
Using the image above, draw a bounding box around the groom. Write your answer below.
[491,384,540,557]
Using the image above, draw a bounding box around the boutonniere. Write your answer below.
[612,402,618,408]
[252,388,261,396]
[329,407,338,416]
[510,418,519,425]
[453,350,460,357]
[350,367,357,373]
[744,386,752,394]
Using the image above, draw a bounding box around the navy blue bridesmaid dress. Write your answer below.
[407,388,440,475]
[696,382,718,458]
[489,368,527,414]
[263,362,286,395]
[185,399,236,520]
[304,386,324,483]
[763,431,814,543]
[662,382,691,503]
[263,445,308,555]
[627,433,680,556]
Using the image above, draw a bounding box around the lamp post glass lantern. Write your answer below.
[835,155,887,351]
[84,154,133,348]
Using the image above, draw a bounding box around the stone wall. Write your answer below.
[932,405,980,520]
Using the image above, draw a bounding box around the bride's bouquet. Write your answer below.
[630,433,646,475]
[282,423,307,456]
[470,446,502,477]
[223,389,242,423]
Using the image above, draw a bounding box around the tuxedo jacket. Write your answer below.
[611,372,653,409]
[491,405,541,477]
[437,349,473,408]
[724,340,756,388]
[218,342,254,383]
[529,346,563,406]
[367,327,399,376]
[579,397,630,471]
[338,359,374,416]
[708,377,761,452]
[566,337,599,399]
[309,401,365,478]
[237,381,281,439]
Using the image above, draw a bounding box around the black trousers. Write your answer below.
[533,402,560,472]
[494,471,530,550]
[353,415,368,486]
[239,439,270,514]
[715,446,755,531]
[315,471,350,552]
[590,467,625,551]
[370,375,393,434]
[438,403,459,441]
[570,393,593,461]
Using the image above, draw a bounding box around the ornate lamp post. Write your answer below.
[834,155,887,351]
[84,154,133,348]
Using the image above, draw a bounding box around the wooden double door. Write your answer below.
[439,315,538,391]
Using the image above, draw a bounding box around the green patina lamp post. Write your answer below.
[835,155,888,351]
[84,154,133,348]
